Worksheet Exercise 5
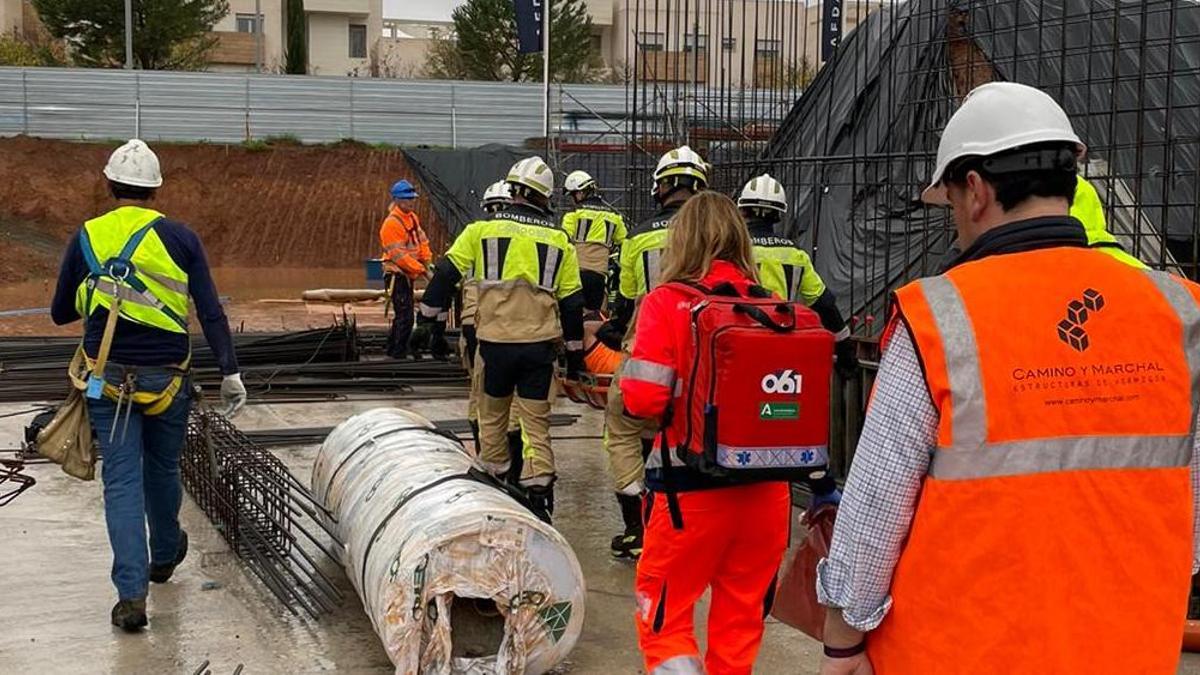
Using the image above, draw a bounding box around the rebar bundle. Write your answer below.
[181,409,344,619]
[0,324,469,403]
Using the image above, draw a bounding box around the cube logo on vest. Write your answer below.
[1056,288,1106,352]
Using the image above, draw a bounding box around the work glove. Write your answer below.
[220,373,247,419]
[565,349,585,382]
[834,339,859,380]
[596,320,625,351]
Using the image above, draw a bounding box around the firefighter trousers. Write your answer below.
[605,356,658,490]
[476,340,555,486]
[636,482,791,675]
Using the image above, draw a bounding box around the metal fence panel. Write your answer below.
[0,68,792,150]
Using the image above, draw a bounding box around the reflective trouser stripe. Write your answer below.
[623,358,676,387]
[651,655,704,674]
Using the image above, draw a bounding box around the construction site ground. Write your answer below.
[5,396,1200,674]
[1,396,832,674]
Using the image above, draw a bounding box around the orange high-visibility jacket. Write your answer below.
[871,246,1200,674]
[379,206,432,280]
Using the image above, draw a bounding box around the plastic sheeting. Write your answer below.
[762,0,1200,323]
[312,408,585,674]
[402,145,535,239]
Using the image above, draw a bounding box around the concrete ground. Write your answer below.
[2,395,1199,674]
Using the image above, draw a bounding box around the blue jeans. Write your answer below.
[87,365,190,601]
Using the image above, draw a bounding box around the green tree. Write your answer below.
[33,0,229,70]
[0,30,67,66]
[284,0,305,74]
[426,0,600,83]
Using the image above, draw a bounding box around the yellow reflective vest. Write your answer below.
[75,206,190,333]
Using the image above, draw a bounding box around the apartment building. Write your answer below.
[382,0,880,85]
[208,0,384,75]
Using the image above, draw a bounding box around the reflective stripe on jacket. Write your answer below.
[380,205,432,279]
[75,206,189,334]
[443,205,582,343]
[561,199,627,274]
[871,245,1200,673]
[751,235,826,305]
[619,205,679,302]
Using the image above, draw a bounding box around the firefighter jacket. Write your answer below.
[421,203,585,346]
[560,196,627,275]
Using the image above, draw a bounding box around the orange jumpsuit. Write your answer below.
[621,261,791,675]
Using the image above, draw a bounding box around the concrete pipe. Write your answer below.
[311,408,585,674]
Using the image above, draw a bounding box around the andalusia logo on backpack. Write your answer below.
[667,281,834,482]
[760,369,802,421]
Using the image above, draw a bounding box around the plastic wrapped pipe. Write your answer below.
[312,408,586,674]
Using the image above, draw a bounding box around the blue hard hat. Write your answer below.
[391,179,418,200]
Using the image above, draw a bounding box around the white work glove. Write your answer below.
[618,479,645,497]
[220,373,247,419]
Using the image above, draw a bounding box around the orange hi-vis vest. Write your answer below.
[871,246,1200,674]
[380,206,432,279]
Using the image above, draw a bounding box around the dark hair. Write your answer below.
[108,180,156,201]
[742,205,782,223]
[943,141,1077,211]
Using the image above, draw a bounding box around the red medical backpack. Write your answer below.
[665,281,833,483]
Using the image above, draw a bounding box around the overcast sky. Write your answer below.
[385,0,465,21]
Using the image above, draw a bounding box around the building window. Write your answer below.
[639,31,664,52]
[683,33,707,53]
[590,33,602,55]
[755,38,781,56]
[235,13,263,33]
[721,36,736,51]
[349,24,367,58]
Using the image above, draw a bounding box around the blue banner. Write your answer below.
[822,0,842,62]
[514,0,546,54]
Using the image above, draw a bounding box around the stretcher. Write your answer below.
[557,368,612,410]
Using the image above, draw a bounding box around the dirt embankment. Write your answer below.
[0,137,444,283]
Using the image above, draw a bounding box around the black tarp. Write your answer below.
[761,0,1200,324]
[402,144,641,237]
[402,144,535,238]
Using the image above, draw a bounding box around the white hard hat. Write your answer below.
[104,139,163,188]
[480,180,512,209]
[563,170,596,194]
[923,82,1085,205]
[507,156,554,198]
[738,173,787,213]
[654,145,708,187]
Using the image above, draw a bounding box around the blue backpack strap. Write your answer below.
[115,217,162,262]
[78,227,104,276]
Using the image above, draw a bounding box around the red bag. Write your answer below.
[664,281,833,482]
[771,503,838,640]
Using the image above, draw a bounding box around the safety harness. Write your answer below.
[71,218,190,420]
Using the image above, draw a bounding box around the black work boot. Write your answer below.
[111,598,148,632]
[526,484,555,524]
[610,493,645,560]
[505,430,525,487]
[149,530,188,584]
